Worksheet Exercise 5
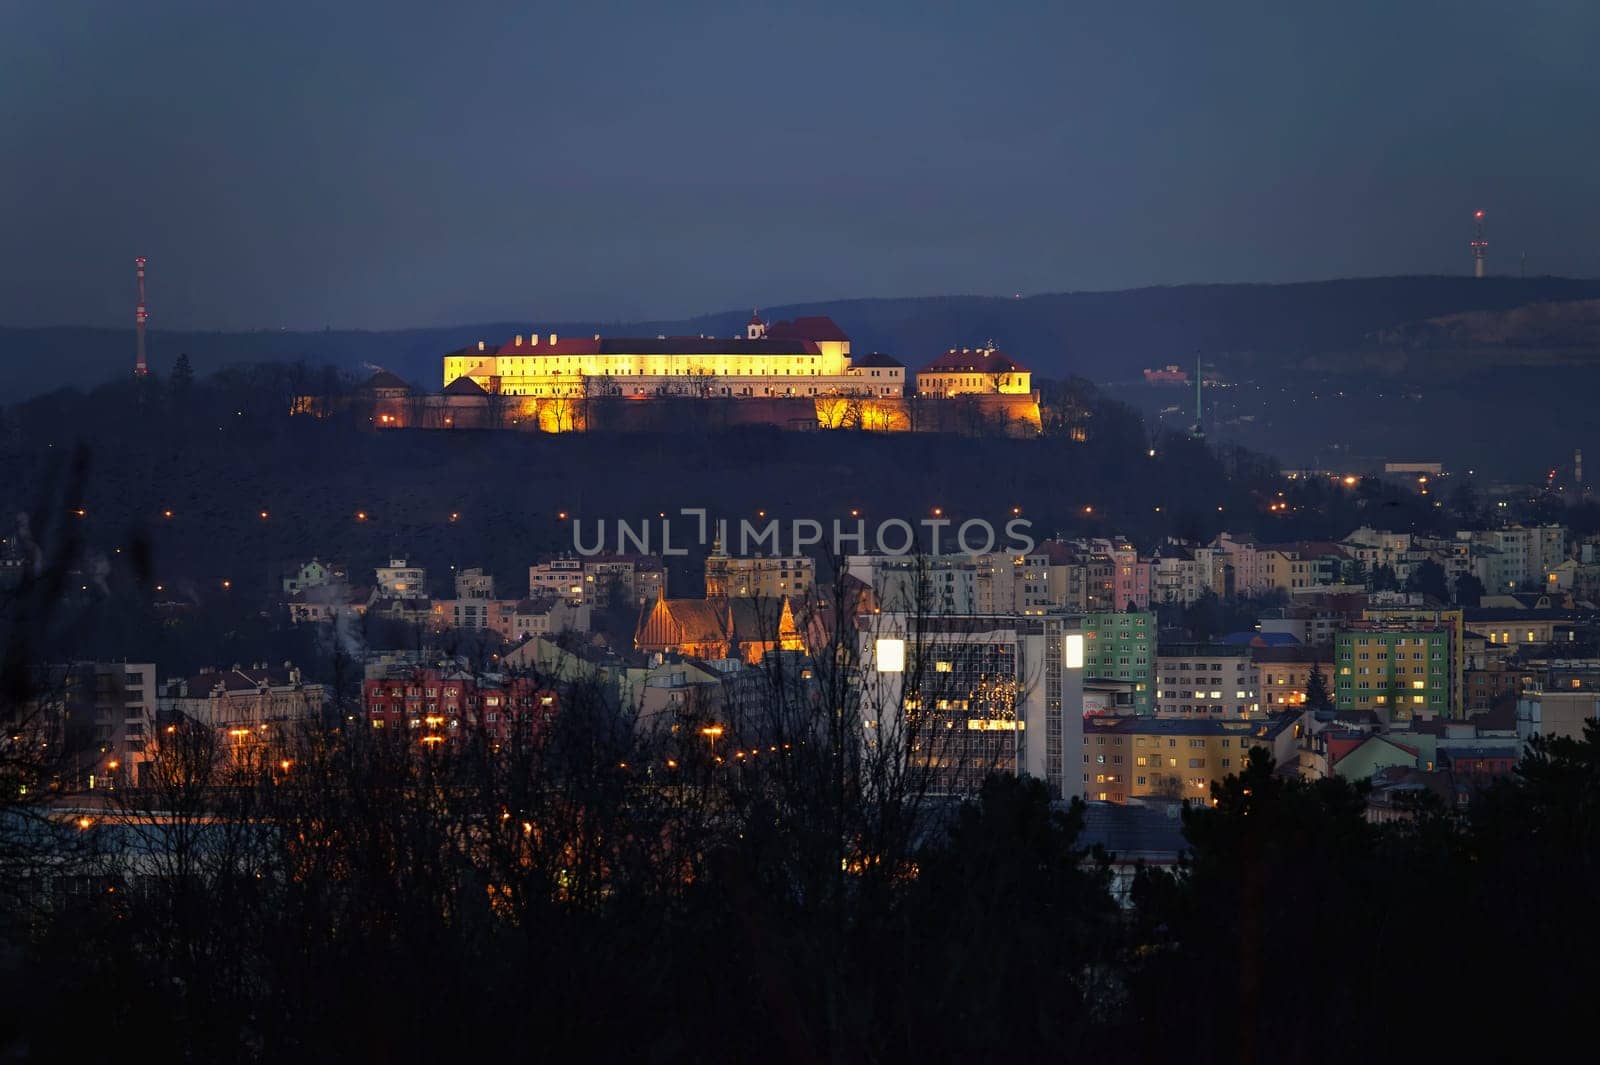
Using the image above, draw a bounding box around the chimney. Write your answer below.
[531,333,539,345]
[515,334,523,346]
[477,340,485,352]
[549,333,557,345]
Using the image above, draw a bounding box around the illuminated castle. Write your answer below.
[442,314,906,401]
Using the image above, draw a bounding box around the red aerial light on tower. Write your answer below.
[134,256,150,376]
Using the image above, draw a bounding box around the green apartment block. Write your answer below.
[1084,611,1156,715]
[1334,624,1451,720]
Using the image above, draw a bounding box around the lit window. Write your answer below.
[876,638,905,673]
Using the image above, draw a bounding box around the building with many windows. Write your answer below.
[35,662,157,788]
[442,316,899,401]
[705,549,815,602]
[1334,623,1452,721]
[376,558,428,599]
[1363,607,1465,719]
[1155,644,1260,718]
[1252,645,1330,712]
[1081,714,1302,804]
[858,613,1085,800]
[528,554,665,606]
[160,664,329,767]
[362,668,556,747]
[1083,611,1155,715]
[915,344,1033,397]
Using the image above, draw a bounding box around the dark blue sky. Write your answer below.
[4,0,1596,329]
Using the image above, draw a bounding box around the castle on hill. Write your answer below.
[344,315,1041,435]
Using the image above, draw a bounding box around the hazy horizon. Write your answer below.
[5,2,1599,331]
[6,270,1597,335]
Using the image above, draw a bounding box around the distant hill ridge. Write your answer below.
[6,275,1600,400]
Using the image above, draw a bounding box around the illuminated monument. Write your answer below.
[442,315,905,401]
[350,313,1041,435]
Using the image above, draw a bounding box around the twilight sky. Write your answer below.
[3,0,1597,330]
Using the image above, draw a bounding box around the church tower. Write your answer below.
[746,311,766,340]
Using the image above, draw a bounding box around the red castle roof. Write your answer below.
[918,346,1029,375]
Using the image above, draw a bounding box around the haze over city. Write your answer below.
[4,0,1599,330]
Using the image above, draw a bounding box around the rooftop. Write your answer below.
[852,351,904,369]
[917,345,1030,375]
[1084,712,1301,740]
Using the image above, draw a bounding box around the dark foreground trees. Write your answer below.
[7,598,1600,1065]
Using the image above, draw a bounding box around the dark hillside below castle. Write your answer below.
[7,275,1600,400]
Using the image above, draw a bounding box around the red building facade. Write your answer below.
[362,669,556,747]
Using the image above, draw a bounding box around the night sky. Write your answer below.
[4,0,1596,330]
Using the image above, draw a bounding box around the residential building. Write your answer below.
[1258,541,1349,593]
[1313,731,1421,781]
[282,558,347,596]
[376,558,428,599]
[844,539,1147,619]
[499,598,590,642]
[160,664,329,763]
[1149,543,1226,606]
[286,583,370,625]
[1080,713,1302,805]
[1464,608,1579,653]
[705,549,815,602]
[1252,645,1331,711]
[1155,644,1259,718]
[454,567,495,599]
[1516,682,1600,743]
[1471,525,1567,592]
[529,554,665,606]
[47,662,157,787]
[367,597,434,626]
[1083,611,1155,715]
[1364,607,1466,720]
[1464,663,1522,714]
[362,668,556,747]
[844,553,991,615]
[528,556,586,602]
[1334,623,1452,721]
[1258,602,1349,648]
[1018,541,1089,613]
[429,598,503,633]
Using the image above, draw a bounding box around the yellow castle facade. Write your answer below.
[442,314,905,401]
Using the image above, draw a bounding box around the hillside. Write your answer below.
[8,275,1600,400]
